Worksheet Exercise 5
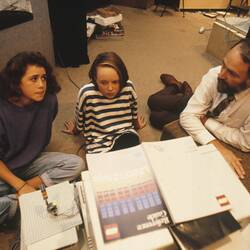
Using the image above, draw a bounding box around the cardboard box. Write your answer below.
[206,18,246,60]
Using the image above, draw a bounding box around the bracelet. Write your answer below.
[17,182,26,192]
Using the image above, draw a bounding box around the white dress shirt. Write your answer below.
[180,66,250,152]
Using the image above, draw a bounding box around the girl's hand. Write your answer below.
[17,183,36,196]
[134,115,147,130]
[62,120,78,135]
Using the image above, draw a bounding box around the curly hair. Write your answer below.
[88,52,129,90]
[0,51,61,99]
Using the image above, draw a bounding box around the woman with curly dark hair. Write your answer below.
[0,52,84,226]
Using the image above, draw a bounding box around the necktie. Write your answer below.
[207,95,235,118]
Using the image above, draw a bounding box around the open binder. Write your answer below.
[80,137,250,250]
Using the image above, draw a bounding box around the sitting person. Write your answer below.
[63,51,146,153]
[169,38,250,179]
[147,74,193,129]
[0,52,84,226]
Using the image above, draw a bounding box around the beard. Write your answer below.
[217,78,248,95]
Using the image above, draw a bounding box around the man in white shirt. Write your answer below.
[180,39,250,179]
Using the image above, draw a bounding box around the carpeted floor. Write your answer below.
[3,5,248,249]
[49,5,219,156]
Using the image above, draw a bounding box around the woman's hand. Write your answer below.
[62,120,78,135]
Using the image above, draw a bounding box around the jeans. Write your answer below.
[0,195,18,225]
[0,152,85,224]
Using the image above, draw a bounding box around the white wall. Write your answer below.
[179,0,229,9]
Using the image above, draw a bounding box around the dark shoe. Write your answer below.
[160,73,182,90]
[181,81,193,97]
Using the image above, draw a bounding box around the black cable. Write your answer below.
[56,49,87,156]
[77,143,86,156]
[56,49,81,90]
[64,67,80,90]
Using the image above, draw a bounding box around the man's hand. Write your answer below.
[210,140,246,179]
[134,115,147,130]
[200,115,208,125]
[62,120,78,135]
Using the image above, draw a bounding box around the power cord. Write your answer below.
[55,50,89,156]
[55,49,87,156]
[56,50,81,90]
[64,67,81,90]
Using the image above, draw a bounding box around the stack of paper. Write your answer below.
[81,136,250,250]
[81,171,175,250]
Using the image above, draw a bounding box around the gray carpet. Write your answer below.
[1,6,223,249]
[50,6,218,157]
